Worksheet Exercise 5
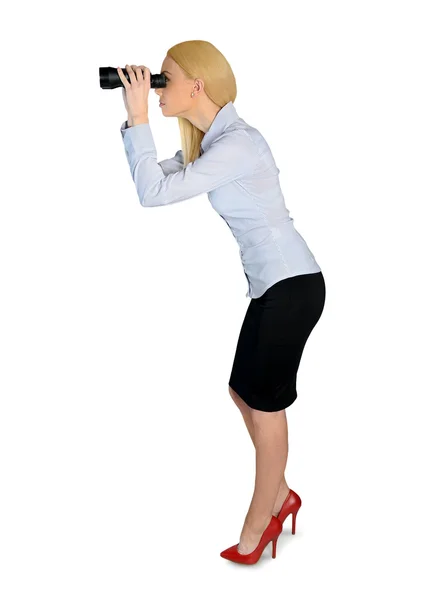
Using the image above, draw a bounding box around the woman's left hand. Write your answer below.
[117,64,151,120]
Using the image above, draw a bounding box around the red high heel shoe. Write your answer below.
[220,515,283,565]
[275,489,302,534]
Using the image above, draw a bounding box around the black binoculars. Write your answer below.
[99,66,167,90]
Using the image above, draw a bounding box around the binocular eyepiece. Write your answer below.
[99,66,167,90]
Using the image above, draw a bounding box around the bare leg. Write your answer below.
[229,386,290,517]
[238,406,289,553]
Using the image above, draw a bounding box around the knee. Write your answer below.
[229,385,249,412]
[229,385,241,402]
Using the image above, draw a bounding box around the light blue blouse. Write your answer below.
[120,101,322,298]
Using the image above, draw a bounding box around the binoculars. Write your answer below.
[99,66,167,90]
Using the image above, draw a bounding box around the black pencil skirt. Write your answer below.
[228,271,326,412]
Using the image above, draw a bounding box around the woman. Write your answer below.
[118,40,326,565]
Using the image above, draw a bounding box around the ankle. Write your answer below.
[272,485,290,516]
[274,484,290,506]
[279,481,290,494]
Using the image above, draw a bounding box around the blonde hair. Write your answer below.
[166,40,237,167]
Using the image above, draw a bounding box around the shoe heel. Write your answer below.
[292,509,298,534]
[271,537,277,558]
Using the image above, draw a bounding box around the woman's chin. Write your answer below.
[160,105,175,117]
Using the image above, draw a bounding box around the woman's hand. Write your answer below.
[117,64,151,121]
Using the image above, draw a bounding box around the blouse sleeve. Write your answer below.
[157,149,184,175]
[120,121,258,207]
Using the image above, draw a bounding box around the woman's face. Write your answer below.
[155,56,199,117]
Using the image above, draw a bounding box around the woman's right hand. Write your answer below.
[122,88,133,126]
[121,67,137,126]
[122,86,129,115]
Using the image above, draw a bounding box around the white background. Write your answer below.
[1,0,421,597]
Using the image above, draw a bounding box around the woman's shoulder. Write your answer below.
[226,119,272,158]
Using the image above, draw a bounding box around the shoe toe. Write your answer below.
[220,544,239,559]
